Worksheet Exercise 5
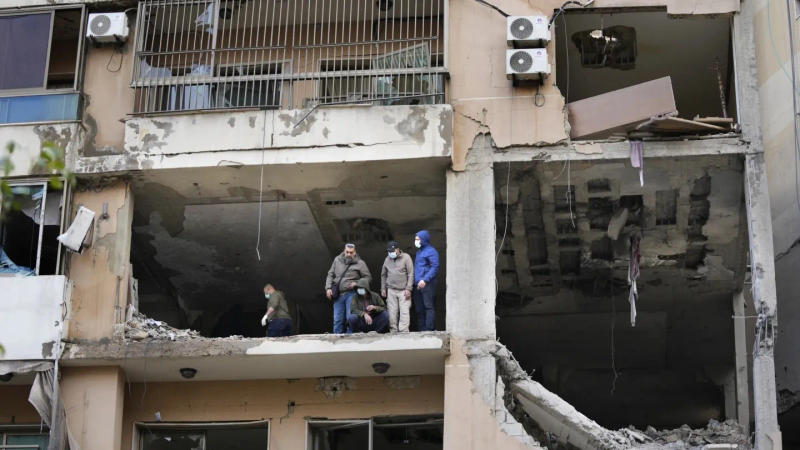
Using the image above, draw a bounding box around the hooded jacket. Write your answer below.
[325,252,372,293]
[349,278,386,317]
[414,230,439,284]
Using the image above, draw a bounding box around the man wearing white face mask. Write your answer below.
[348,278,389,333]
[260,283,293,337]
[381,241,414,332]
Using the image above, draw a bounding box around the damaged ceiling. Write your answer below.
[555,10,735,121]
[131,158,447,337]
[494,154,747,429]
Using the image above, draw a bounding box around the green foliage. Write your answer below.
[1,141,74,218]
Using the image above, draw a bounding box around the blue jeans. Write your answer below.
[267,318,292,337]
[333,291,355,334]
[348,311,389,333]
[413,282,436,331]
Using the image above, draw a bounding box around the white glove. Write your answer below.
[261,315,268,327]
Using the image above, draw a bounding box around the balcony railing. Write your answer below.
[131,0,446,114]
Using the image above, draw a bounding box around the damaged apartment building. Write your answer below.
[1,0,798,448]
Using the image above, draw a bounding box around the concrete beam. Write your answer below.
[493,137,747,163]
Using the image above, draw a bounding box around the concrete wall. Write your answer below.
[0,123,82,177]
[72,105,453,173]
[61,366,125,450]
[66,180,133,341]
[0,275,65,360]
[121,374,444,450]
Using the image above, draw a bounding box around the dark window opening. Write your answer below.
[656,189,678,226]
[307,416,443,450]
[0,183,62,276]
[571,25,637,69]
[138,422,268,450]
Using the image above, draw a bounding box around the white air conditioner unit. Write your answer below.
[506,49,550,81]
[86,12,129,43]
[507,15,550,48]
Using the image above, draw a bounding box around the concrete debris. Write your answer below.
[491,342,751,450]
[629,420,751,449]
[124,311,202,341]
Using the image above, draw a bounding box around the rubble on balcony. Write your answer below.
[123,311,205,342]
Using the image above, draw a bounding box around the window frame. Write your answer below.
[305,419,373,450]
[0,425,50,450]
[0,5,87,98]
[132,420,270,450]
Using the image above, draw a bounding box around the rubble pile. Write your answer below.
[124,311,202,341]
[627,419,752,449]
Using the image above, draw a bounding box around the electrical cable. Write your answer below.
[256,148,265,261]
[549,0,594,29]
[562,13,570,103]
[495,161,512,263]
[105,47,124,73]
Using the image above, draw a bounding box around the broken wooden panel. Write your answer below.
[567,77,677,139]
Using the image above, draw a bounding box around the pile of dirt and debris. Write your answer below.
[626,419,751,449]
[124,311,202,341]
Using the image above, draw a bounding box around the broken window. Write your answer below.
[136,421,268,450]
[307,415,443,450]
[0,7,85,124]
[556,10,737,139]
[132,0,446,113]
[0,182,63,276]
[0,429,50,450]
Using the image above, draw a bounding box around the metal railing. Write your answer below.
[131,0,446,114]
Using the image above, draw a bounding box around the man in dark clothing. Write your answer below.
[347,278,389,333]
[325,243,372,334]
[261,283,293,337]
[413,230,439,331]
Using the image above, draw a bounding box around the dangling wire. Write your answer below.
[256,149,265,261]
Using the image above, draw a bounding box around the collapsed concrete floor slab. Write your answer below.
[469,341,751,450]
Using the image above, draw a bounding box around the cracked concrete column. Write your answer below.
[445,133,496,339]
[744,153,782,450]
[734,1,782,447]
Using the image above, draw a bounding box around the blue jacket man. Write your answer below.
[413,230,439,331]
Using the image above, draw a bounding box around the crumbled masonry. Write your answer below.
[490,342,751,450]
[124,311,205,341]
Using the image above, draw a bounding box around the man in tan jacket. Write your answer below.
[380,241,414,332]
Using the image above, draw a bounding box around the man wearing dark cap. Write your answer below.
[380,240,414,332]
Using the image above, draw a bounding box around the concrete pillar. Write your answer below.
[733,290,751,435]
[733,2,782,446]
[65,180,134,341]
[61,366,125,450]
[444,134,509,449]
[744,153,782,449]
[445,133,496,339]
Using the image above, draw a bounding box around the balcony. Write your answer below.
[0,275,66,360]
[130,0,446,114]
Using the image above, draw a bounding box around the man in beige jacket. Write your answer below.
[380,241,414,332]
